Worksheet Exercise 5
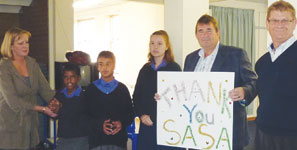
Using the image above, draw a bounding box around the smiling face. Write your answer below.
[63,70,81,95]
[149,35,168,61]
[11,34,29,59]
[267,10,297,48]
[196,23,220,53]
[97,57,115,82]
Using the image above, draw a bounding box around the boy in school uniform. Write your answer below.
[50,63,89,150]
[85,51,134,150]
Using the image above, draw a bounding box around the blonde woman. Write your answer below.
[0,27,56,150]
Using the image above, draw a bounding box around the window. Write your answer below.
[74,15,120,63]
[74,18,97,62]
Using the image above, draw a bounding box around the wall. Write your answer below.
[74,1,164,92]
[20,0,49,64]
[182,0,209,66]
[54,0,74,62]
[0,13,20,48]
[164,0,209,67]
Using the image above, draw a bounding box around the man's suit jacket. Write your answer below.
[184,44,257,148]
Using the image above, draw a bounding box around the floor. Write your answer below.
[36,120,257,150]
[128,121,257,150]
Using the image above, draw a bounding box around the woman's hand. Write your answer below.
[43,107,58,118]
[34,105,58,118]
[140,114,153,126]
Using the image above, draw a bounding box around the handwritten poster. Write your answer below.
[157,72,234,150]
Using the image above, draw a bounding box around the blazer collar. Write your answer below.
[194,43,227,72]
[26,56,35,87]
[8,56,34,88]
[189,52,200,71]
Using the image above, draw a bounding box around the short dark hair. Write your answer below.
[195,14,219,33]
[63,63,81,76]
[97,51,116,63]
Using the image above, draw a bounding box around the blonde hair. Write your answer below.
[1,27,31,60]
[267,0,296,20]
[148,30,175,63]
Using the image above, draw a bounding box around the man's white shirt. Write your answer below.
[268,36,296,62]
[194,42,220,72]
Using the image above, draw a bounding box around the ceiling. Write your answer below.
[73,0,267,11]
[0,0,32,13]
[0,0,267,13]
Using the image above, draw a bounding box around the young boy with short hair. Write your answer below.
[53,63,89,150]
[85,51,134,150]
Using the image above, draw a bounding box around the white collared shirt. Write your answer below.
[194,42,220,72]
[268,36,296,62]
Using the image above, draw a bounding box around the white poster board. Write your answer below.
[157,72,234,150]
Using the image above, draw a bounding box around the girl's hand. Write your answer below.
[141,114,153,126]
[154,93,160,102]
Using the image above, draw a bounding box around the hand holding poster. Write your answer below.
[157,72,234,150]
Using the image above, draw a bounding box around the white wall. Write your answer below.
[55,0,74,62]
[48,0,74,85]
[182,0,209,65]
[165,0,209,67]
[74,1,164,92]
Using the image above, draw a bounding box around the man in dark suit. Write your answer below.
[184,14,257,150]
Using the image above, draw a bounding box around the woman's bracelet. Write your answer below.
[42,107,46,113]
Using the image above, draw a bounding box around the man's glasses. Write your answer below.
[268,19,294,25]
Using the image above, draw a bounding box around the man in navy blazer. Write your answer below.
[185,15,257,150]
